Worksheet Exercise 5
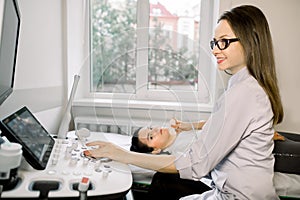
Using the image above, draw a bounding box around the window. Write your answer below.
[89,0,218,104]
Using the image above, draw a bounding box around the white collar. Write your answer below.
[227,67,249,89]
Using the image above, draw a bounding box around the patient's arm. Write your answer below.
[85,141,178,173]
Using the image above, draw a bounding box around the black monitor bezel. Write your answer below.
[0,106,55,170]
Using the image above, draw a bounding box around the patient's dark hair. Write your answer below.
[130,127,154,153]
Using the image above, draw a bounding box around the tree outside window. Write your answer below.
[90,0,201,94]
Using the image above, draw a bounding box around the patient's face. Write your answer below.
[138,126,171,150]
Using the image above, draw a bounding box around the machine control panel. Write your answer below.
[1,131,132,199]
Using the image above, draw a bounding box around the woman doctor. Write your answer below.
[86,5,284,199]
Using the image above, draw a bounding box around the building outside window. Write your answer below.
[89,0,218,104]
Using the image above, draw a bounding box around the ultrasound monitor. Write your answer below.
[0,106,55,170]
[0,0,21,105]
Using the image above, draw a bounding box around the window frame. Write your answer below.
[67,0,220,107]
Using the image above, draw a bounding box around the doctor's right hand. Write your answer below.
[85,141,128,163]
[170,118,193,133]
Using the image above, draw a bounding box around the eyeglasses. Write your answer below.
[210,38,239,50]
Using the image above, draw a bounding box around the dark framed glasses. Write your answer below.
[210,38,239,50]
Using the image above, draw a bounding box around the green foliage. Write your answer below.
[90,0,198,92]
[91,0,136,90]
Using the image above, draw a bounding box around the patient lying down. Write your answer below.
[130,126,199,157]
[130,119,206,156]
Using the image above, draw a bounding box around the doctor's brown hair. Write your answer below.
[219,5,283,125]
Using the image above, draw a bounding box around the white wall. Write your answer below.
[221,0,300,133]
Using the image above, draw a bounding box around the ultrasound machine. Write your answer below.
[0,107,132,200]
[0,0,132,199]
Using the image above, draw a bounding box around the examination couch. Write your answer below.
[274,132,300,175]
[273,132,300,199]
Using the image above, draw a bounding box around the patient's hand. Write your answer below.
[273,131,285,141]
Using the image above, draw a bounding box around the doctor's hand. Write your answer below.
[170,118,193,133]
[84,141,128,163]
[170,118,206,133]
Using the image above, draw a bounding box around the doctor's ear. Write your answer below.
[151,148,162,154]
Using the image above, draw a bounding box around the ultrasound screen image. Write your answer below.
[4,109,52,161]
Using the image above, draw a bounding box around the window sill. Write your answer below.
[73,98,213,113]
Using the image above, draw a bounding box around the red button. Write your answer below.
[81,177,89,184]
